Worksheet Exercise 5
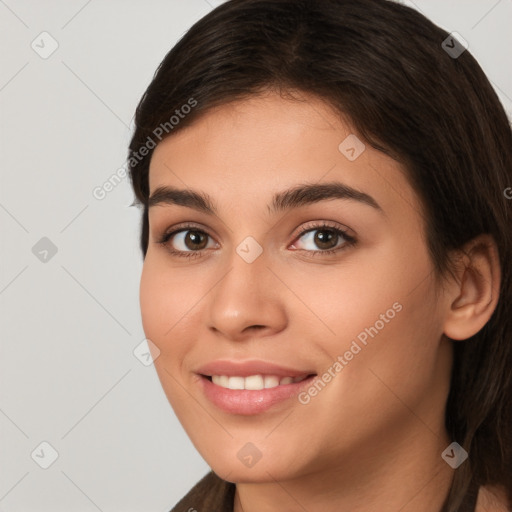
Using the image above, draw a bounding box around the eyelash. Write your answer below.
[156,222,357,259]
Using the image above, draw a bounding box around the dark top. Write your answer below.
[170,471,480,512]
[170,471,235,512]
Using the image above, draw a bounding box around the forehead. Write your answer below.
[148,92,418,218]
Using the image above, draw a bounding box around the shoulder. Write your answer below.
[169,471,236,512]
[476,484,511,512]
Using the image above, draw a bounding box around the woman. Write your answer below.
[127,0,512,510]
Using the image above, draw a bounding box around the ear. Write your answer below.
[443,234,501,341]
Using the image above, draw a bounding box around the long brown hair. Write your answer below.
[127,1,512,509]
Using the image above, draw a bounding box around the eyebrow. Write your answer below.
[147,182,382,215]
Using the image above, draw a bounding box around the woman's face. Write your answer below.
[140,91,453,483]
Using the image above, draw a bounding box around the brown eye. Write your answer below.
[293,225,352,253]
[158,228,216,255]
[312,229,339,250]
[182,230,209,250]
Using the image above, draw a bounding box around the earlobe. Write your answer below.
[443,234,501,341]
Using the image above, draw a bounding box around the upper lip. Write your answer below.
[196,360,316,378]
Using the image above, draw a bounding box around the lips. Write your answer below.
[195,360,317,415]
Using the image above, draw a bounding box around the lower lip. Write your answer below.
[199,375,316,415]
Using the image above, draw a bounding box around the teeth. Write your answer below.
[245,375,264,390]
[228,376,245,390]
[210,374,309,390]
[264,375,280,389]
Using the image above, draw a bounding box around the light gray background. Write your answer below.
[1,1,511,511]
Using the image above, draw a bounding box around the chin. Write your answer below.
[212,464,290,485]
[202,444,307,484]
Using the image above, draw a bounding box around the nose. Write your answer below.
[206,249,288,342]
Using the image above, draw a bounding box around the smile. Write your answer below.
[209,374,310,390]
[198,375,317,415]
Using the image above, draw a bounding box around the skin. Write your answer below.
[139,90,501,512]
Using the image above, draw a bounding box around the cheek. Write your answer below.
[287,255,421,353]
[139,255,195,363]
[311,238,443,403]
[312,275,445,439]
[139,261,169,343]
[140,251,196,335]
[139,257,197,413]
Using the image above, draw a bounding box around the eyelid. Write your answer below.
[157,221,215,240]
[291,220,354,240]
[289,221,356,253]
